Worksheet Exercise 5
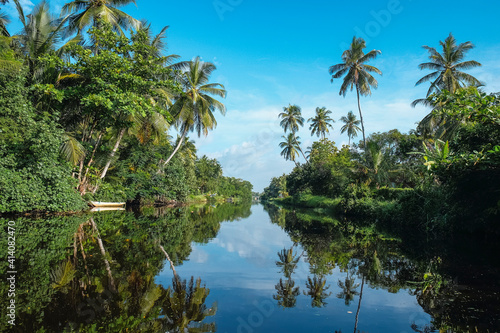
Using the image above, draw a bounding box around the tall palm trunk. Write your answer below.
[158,126,188,173]
[353,275,365,333]
[356,86,367,149]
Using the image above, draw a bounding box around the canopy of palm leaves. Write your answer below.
[62,0,141,36]
[171,56,227,137]
[329,37,381,97]
[329,36,382,148]
[279,133,301,165]
[413,33,482,107]
[279,104,304,133]
[13,0,80,83]
[340,111,361,145]
[308,107,334,139]
[0,10,9,36]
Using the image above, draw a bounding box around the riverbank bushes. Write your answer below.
[263,89,500,239]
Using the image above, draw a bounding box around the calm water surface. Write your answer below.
[1,202,499,332]
[159,204,433,333]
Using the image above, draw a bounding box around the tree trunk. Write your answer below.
[100,128,126,181]
[294,133,309,164]
[90,218,116,292]
[79,131,104,195]
[356,86,367,150]
[158,127,188,173]
[158,244,178,278]
[353,275,365,333]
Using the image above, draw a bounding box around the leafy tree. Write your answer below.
[308,106,334,139]
[340,110,361,146]
[195,155,222,194]
[329,36,382,148]
[0,64,85,212]
[40,22,178,194]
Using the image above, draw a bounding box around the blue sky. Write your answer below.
[4,0,500,191]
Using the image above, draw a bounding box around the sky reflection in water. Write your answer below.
[156,204,433,333]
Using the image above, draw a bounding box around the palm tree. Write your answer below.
[308,107,334,139]
[279,104,304,133]
[159,57,226,170]
[340,111,361,146]
[412,33,482,107]
[62,0,141,36]
[0,9,9,36]
[279,133,301,166]
[13,0,79,84]
[329,36,382,149]
[279,104,308,163]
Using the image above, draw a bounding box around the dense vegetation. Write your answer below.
[264,35,500,239]
[0,1,252,213]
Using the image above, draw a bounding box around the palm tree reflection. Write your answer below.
[304,275,331,308]
[273,278,300,308]
[336,273,360,306]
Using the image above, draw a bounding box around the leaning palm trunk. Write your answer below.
[158,127,188,173]
[91,128,126,194]
[356,87,367,149]
[90,218,116,292]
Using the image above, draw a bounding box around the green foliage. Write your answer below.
[0,67,86,212]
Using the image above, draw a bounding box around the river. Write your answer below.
[1,202,499,332]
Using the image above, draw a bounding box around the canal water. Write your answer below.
[1,202,499,332]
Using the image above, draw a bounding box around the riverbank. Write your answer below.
[267,184,499,242]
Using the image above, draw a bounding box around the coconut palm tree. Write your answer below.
[329,36,382,149]
[308,107,334,139]
[13,0,79,84]
[279,133,301,166]
[279,104,304,133]
[159,57,226,170]
[340,111,361,146]
[62,0,141,37]
[0,10,9,36]
[279,104,308,163]
[412,33,482,107]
